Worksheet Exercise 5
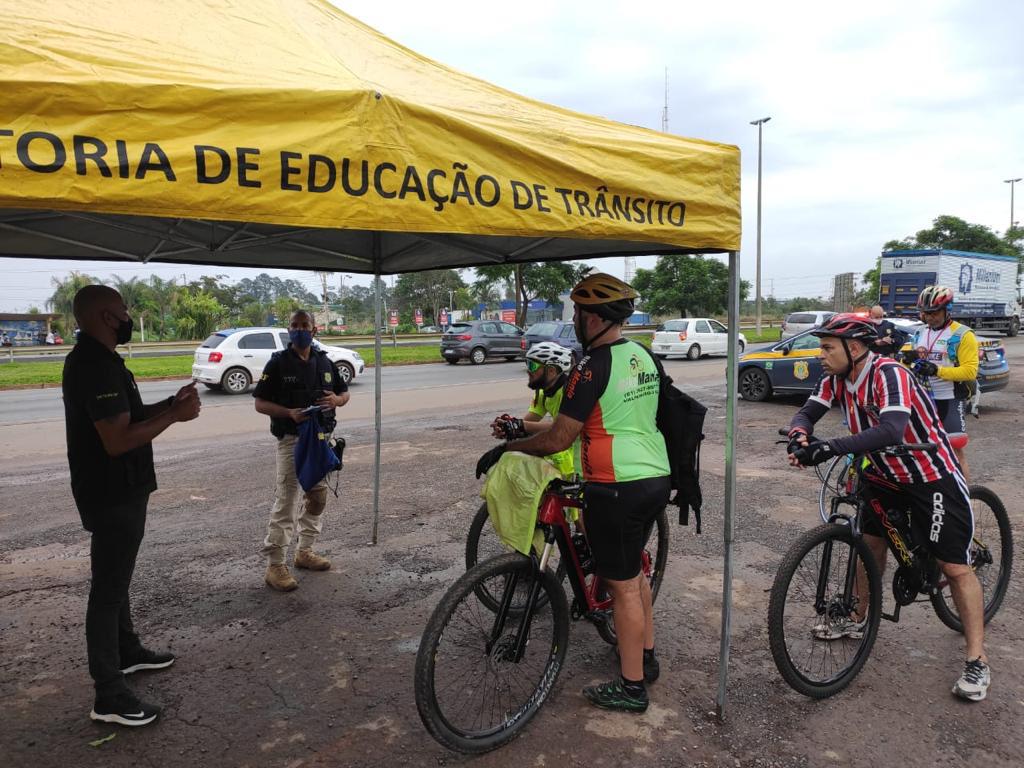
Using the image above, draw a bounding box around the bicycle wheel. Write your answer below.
[415,553,569,754]
[930,485,1014,632]
[817,455,852,523]
[592,506,671,646]
[465,502,566,612]
[768,523,882,698]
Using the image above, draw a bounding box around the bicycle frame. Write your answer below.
[486,482,653,663]
[822,458,937,623]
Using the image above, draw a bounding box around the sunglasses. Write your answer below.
[526,360,544,373]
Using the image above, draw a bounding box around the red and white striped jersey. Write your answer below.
[809,354,961,484]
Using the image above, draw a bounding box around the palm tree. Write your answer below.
[109,275,150,340]
[46,271,96,335]
[147,275,178,340]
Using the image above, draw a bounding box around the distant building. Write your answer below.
[0,313,61,346]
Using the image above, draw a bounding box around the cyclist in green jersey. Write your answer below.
[476,273,670,714]
[489,341,577,478]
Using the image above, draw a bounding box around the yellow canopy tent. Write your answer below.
[0,0,742,716]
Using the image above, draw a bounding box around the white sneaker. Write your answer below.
[812,615,866,641]
[952,658,990,702]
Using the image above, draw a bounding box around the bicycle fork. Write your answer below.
[815,537,861,622]
[487,537,556,664]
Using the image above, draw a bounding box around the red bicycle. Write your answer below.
[414,477,668,753]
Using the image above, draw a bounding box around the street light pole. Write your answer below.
[1005,178,1022,232]
[750,116,771,336]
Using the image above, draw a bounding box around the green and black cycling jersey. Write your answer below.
[559,338,669,483]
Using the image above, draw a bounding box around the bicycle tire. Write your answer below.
[592,506,671,646]
[415,553,569,754]
[930,485,1014,632]
[768,523,882,698]
[465,502,567,612]
[817,454,852,523]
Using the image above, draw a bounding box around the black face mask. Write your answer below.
[112,314,133,345]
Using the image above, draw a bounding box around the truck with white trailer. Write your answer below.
[879,249,1021,336]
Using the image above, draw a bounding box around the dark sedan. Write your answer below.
[440,320,525,365]
[523,320,582,356]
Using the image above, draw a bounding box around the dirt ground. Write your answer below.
[2,356,1022,768]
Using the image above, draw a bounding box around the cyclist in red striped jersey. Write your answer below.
[786,313,991,702]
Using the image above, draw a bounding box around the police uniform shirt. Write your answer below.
[62,332,157,528]
[253,345,347,438]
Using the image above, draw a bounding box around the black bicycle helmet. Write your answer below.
[811,313,879,343]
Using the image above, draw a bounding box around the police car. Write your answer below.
[738,320,1009,402]
[192,327,364,394]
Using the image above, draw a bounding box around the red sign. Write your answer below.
[388,309,399,327]
[439,309,449,325]
[414,309,423,324]
[501,309,516,323]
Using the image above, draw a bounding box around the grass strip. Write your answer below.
[0,344,451,389]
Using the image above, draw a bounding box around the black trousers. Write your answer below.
[86,495,148,697]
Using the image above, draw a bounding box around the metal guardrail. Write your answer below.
[3,321,782,363]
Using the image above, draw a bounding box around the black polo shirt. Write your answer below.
[63,332,156,528]
[253,345,346,438]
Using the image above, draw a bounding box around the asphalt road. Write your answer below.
[0,353,736,429]
[2,342,1020,767]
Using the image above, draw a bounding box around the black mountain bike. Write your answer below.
[768,431,1013,698]
[416,478,668,753]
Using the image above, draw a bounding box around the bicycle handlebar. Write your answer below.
[777,428,938,456]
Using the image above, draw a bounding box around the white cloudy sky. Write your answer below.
[2,0,1022,310]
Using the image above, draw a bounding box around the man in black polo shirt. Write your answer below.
[63,285,201,727]
[254,309,349,591]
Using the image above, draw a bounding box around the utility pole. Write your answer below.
[1005,178,1022,232]
[750,116,771,335]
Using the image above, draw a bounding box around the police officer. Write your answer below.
[63,285,201,726]
[254,309,349,591]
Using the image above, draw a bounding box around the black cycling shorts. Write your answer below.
[861,473,974,565]
[934,398,968,444]
[582,475,670,581]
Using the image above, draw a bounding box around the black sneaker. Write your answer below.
[642,649,660,684]
[120,647,175,675]
[582,679,649,713]
[614,648,660,684]
[90,691,161,727]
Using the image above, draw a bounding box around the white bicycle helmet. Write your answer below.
[525,341,574,373]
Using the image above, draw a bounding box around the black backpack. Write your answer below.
[639,345,707,532]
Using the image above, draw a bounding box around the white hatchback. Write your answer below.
[781,310,835,339]
[191,327,364,394]
[651,318,746,360]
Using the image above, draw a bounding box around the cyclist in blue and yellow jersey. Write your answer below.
[476,273,669,714]
[489,341,577,478]
[787,313,990,701]
[907,285,978,481]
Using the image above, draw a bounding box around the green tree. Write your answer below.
[46,271,97,335]
[393,269,466,325]
[272,295,302,325]
[884,215,1017,256]
[172,290,225,340]
[475,262,588,326]
[634,255,749,317]
[146,276,178,340]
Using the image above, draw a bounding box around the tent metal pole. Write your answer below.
[372,236,383,545]
[716,249,740,722]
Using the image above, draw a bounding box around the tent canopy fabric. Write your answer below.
[0,0,740,272]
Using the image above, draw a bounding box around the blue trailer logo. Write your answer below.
[959,263,973,294]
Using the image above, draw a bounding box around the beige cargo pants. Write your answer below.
[262,433,329,565]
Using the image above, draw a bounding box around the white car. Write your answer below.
[781,310,836,339]
[651,318,746,360]
[192,327,365,394]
